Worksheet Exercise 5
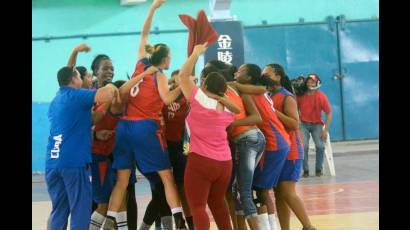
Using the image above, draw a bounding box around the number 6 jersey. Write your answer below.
[122,57,164,121]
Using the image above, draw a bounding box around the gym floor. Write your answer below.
[32,141,379,230]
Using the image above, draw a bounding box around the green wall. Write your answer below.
[32,0,379,102]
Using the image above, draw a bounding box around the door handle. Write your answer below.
[333,74,344,80]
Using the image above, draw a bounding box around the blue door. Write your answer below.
[338,20,379,140]
[244,23,344,141]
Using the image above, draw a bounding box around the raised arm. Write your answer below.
[231,82,266,95]
[204,90,241,114]
[177,43,208,99]
[137,0,165,60]
[156,72,182,105]
[67,44,91,68]
[118,66,158,101]
[95,83,118,104]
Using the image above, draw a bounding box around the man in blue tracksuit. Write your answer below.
[45,66,118,230]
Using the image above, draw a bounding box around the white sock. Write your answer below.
[107,211,118,218]
[89,211,105,230]
[171,207,183,215]
[116,211,128,230]
[161,216,173,230]
[138,222,151,230]
[257,213,271,230]
[268,214,279,230]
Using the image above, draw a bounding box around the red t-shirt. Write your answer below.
[92,104,119,156]
[296,91,331,125]
[162,96,189,142]
[122,58,164,121]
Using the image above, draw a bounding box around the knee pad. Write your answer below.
[252,187,265,207]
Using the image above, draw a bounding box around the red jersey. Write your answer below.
[162,96,189,142]
[296,90,331,125]
[92,104,119,156]
[122,58,164,121]
[252,94,290,151]
[270,88,304,160]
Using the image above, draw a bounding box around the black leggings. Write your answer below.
[143,178,172,225]
[127,184,138,229]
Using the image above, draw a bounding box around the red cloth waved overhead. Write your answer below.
[179,10,219,57]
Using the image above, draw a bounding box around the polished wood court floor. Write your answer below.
[32,147,379,230]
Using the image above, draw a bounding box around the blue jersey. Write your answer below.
[46,87,96,169]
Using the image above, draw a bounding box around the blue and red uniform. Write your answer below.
[91,103,119,204]
[112,57,171,173]
[270,88,304,181]
[251,93,290,189]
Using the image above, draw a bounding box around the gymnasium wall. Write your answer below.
[32,0,379,173]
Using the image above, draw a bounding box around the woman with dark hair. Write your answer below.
[264,63,316,230]
[103,1,188,229]
[90,54,113,89]
[234,63,290,230]
[223,71,266,230]
[177,43,240,230]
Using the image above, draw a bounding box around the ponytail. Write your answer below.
[281,75,295,95]
[145,43,169,66]
[266,63,295,95]
[145,44,155,55]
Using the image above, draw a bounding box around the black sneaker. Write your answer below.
[102,217,118,230]
[302,171,309,178]
[315,170,323,177]
[174,215,188,230]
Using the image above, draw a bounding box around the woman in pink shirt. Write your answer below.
[177,43,240,230]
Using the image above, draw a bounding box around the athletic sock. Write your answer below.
[89,211,105,230]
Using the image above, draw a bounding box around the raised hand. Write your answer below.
[192,42,208,56]
[145,65,159,75]
[74,43,91,53]
[151,0,165,10]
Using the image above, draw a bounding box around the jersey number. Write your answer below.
[130,79,143,97]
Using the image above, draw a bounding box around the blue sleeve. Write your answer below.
[75,89,97,110]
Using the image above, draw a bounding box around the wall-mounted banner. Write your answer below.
[204,20,245,67]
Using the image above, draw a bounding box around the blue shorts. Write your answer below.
[91,155,116,204]
[167,140,187,185]
[252,147,289,189]
[112,120,171,173]
[46,166,92,230]
[279,159,303,182]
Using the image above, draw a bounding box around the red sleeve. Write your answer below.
[320,92,331,113]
